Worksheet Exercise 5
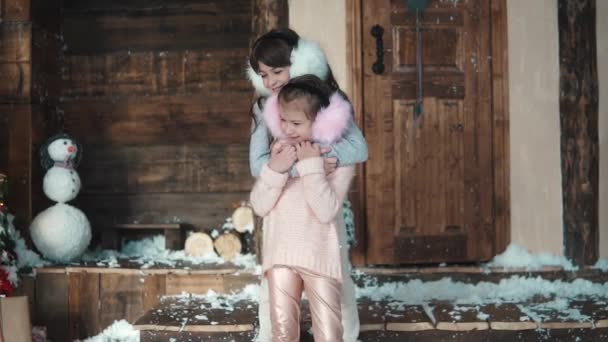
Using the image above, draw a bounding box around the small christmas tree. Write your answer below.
[0,173,16,296]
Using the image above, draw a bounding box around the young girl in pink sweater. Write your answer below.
[250,75,355,342]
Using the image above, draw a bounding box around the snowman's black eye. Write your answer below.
[63,141,67,145]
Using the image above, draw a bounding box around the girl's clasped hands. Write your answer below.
[268,141,336,174]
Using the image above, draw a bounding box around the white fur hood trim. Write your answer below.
[246,38,329,96]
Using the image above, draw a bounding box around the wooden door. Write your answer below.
[362,0,509,264]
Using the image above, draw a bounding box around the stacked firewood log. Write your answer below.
[184,202,255,261]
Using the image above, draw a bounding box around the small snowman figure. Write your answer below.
[30,133,91,263]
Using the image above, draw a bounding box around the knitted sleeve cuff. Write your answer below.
[296,157,325,176]
[260,164,289,188]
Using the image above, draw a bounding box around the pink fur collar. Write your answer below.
[262,93,352,144]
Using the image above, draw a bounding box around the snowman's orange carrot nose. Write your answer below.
[68,146,77,153]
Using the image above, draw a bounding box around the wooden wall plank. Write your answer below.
[0,62,31,100]
[143,274,166,313]
[61,49,250,98]
[165,274,224,295]
[362,0,395,264]
[1,0,30,21]
[471,0,495,260]
[60,94,251,145]
[5,104,32,225]
[99,273,146,327]
[68,272,101,340]
[346,0,367,266]
[35,273,68,342]
[31,0,62,105]
[490,0,510,254]
[251,0,289,42]
[558,0,599,265]
[79,144,252,194]
[62,0,250,13]
[75,192,250,232]
[0,22,32,63]
[62,7,251,54]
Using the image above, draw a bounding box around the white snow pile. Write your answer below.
[80,235,260,272]
[355,275,608,305]
[81,320,139,342]
[484,243,578,271]
[594,258,608,271]
[354,243,608,324]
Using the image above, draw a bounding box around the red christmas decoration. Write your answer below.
[0,268,13,296]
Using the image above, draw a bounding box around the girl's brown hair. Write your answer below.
[278,75,333,120]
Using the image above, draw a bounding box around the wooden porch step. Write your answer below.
[136,296,608,342]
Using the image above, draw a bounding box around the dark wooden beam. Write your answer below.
[2,0,34,230]
[251,0,288,46]
[558,0,599,265]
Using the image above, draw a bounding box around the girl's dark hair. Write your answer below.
[249,28,299,72]
[278,75,333,120]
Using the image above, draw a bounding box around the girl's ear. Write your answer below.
[289,39,329,81]
[246,61,272,97]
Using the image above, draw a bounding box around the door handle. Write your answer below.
[371,25,385,74]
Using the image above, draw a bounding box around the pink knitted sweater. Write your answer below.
[250,157,355,281]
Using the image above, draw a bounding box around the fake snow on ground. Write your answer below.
[484,243,578,270]
[83,243,608,341]
[80,234,261,273]
[80,320,139,342]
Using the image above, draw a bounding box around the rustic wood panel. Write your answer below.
[558,0,599,265]
[60,94,251,145]
[35,273,68,342]
[99,273,146,327]
[61,49,250,98]
[0,62,31,100]
[393,27,462,71]
[68,272,101,340]
[31,0,62,104]
[63,0,249,12]
[165,274,224,295]
[363,0,395,264]
[79,144,252,194]
[61,2,251,54]
[142,274,166,313]
[364,0,502,264]
[443,101,465,235]
[251,0,288,44]
[464,0,494,260]
[75,192,250,233]
[345,0,366,266]
[1,0,30,21]
[490,0,510,254]
[5,104,32,226]
[0,22,31,63]
[392,73,465,99]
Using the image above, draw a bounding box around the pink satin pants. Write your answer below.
[266,266,343,342]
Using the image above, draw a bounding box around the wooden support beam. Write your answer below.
[558,0,599,265]
[251,0,288,44]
